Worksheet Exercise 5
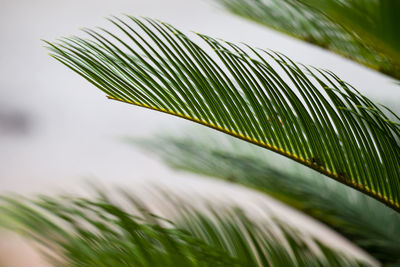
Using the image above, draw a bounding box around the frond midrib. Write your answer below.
[108,95,400,212]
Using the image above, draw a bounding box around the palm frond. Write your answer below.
[0,191,372,266]
[133,133,400,264]
[44,16,400,211]
[214,0,400,80]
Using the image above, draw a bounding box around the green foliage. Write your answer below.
[214,0,400,80]
[44,16,400,211]
[3,1,394,266]
[134,133,400,264]
[0,192,371,266]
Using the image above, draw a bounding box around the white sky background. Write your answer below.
[0,0,398,262]
[1,0,399,193]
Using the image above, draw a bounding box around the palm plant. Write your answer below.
[44,16,400,211]
[0,190,373,266]
[2,0,400,266]
[134,133,400,264]
[214,0,400,80]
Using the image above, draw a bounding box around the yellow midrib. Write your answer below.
[107,95,400,211]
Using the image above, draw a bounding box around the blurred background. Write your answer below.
[1,0,399,266]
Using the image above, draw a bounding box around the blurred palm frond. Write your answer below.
[214,0,400,80]
[0,191,371,266]
[132,134,400,264]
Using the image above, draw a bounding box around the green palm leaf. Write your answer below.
[134,133,400,264]
[214,0,400,80]
[44,17,400,211]
[0,191,372,266]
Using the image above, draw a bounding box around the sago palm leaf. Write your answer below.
[134,134,400,264]
[44,17,400,211]
[0,191,372,266]
[214,0,400,80]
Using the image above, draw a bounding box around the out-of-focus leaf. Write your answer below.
[0,190,372,266]
[214,0,400,80]
[133,133,400,264]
